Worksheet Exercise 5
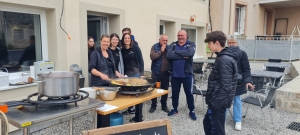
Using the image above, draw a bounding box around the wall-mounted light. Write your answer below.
[190,15,196,22]
[254,3,258,6]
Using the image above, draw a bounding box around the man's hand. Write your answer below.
[246,83,255,90]
[161,45,166,52]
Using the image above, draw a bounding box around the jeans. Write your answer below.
[225,96,242,122]
[203,106,226,135]
[233,95,242,122]
[131,73,140,77]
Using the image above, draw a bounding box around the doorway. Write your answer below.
[274,18,288,35]
[87,15,108,48]
[181,28,196,43]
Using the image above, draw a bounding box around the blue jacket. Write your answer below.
[167,40,196,75]
[151,43,169,74]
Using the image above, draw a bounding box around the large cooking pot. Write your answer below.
[37,71,79,97]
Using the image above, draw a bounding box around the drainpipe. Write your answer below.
[208,0,212,31]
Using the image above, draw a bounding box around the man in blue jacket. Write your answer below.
[167,30,197,120]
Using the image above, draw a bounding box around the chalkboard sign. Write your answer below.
[112,126,167,135]
[82,119,172,135]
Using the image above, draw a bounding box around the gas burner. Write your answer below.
[27,90,89,107]
[118,87,155,97]
[4,90,89,108]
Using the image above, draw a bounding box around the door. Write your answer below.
[87,15,108,48]
[274,18,288,35]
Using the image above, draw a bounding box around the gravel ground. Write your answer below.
[120,85,300,135]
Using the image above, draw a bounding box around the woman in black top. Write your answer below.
[120,33,144,118]
[88,36,95,62]
[121,33,144,77]
[89,34,123,86]
[108,33,124,75]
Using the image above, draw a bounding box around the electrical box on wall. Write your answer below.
[34,61,55,79]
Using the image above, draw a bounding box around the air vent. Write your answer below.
[287,122,300,132]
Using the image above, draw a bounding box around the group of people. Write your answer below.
[88,28,254,135]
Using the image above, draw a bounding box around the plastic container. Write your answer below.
[110,112,123,126]
[0,68,9,88]
[79,87,96,99]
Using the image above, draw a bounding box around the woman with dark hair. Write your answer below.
[108,33,124,75]
[88,36,95,62]
[121,33,144,120]
[121,33,144,77]
[89,34,123,86]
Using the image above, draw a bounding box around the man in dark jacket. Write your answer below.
[203,31,241,135]
[167,30,197,120]
[149,34,170,113]
[227,35,254,131]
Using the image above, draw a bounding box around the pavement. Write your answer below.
[120,83,300,135]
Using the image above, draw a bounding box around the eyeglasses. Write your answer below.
[177,35,185,37]
[227,42,237,44]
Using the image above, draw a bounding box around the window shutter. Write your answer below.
[240,6,246,35]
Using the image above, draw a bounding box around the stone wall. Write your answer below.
[275,61,300,113]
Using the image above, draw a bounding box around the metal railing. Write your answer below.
[237,35,300,62]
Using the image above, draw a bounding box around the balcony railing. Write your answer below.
[237,35,300,62]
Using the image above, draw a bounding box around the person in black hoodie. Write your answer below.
[203,31,241,135]
[227,35,254,131]
[120,33,144,121]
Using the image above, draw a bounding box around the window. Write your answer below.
[88,15,109,48]
[0,6,47,73]
[159,21,165,35]
[234,6,246,35]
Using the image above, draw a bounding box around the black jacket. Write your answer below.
[205,46,241,110]
[235,50,252,96]
[122,44,144,76]
[89,48,116,86]
[166,40,196,74]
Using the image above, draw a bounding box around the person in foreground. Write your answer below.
[149,34,170,113]
[167,30,197,120]
[227,35,254,131]
[203,31,241,135]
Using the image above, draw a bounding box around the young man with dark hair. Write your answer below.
[203,31,241,135]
